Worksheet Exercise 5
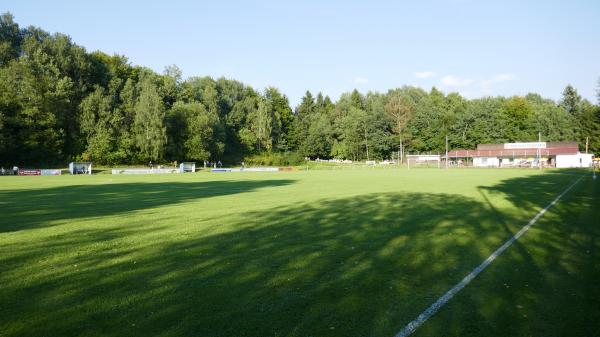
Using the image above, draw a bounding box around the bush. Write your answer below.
[243,152,304,166]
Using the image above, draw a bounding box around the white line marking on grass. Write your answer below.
[394,176,584,337]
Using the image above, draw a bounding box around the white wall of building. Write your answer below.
[473,157,499,167]
[556,153,593,168]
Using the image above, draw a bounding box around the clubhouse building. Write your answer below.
[447,141,594,168]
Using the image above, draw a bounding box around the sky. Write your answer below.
[3,0,600,106]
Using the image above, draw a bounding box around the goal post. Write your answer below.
[407,155,441,169]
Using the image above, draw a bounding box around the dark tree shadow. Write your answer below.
[0,179,295,233]
[1,190,522,337]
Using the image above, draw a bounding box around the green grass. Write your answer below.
[0,168,598,337]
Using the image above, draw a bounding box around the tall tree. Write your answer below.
[576,100,600,154]
[161,64,182,108]
[79,86,116,163]
[350,89,363,109]
[288,91,315,151]
[264,87,291,150]
[560,85,582,115]
[133,77,166,161]
[296,90,315,117]
[170,101,224,161]
[301,113,332,158]
[502,96,534,141]
[252,98,273,152]
[0,12,21,65]
[385,92,414,162]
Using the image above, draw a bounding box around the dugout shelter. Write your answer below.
[69,162,92,175]
[179,162,196,173]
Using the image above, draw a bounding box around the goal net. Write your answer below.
[407,155,441,168]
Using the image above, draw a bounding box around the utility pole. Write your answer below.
[364,128,369,161]
[400,138,403,166]
[445,135,448,169]
[538,132,542,170]
[586,136,589,154]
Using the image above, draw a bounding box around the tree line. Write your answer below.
[1,13,599,166]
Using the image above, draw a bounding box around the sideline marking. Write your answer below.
[394,176,584,337]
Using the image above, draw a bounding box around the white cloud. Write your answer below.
[415,71,436,79]
[441,75,474,87]
[419,72,516,97]
[480,87,493,95]
[482,73,515,86]
[354,77,369,84]
[481,73,515,96]
[492,73,515,82]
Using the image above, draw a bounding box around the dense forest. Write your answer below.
[1,13,599,166]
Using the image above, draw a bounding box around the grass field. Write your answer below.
[1,168,598,337]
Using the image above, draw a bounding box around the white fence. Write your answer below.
[111,168,180,174]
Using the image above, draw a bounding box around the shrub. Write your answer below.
[243,152,304,166]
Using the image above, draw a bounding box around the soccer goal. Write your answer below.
[407,155,441,169]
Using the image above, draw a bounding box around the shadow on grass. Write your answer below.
[0,179,295,233]
[2,189,514,337]
[1,170,598,337]
[480,168,589,210]
[416,170,599,337]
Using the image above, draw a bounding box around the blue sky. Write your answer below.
[3,0,599,105]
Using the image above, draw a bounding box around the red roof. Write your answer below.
[448,147,578,157]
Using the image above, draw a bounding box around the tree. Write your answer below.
[161,64,182,108]
[296,90,315,117]
[560,85,582,115]
[502,96,534,141]
[3,13,600,166]
[526,93,575,142]
[133,77,167,161]
[0,12,22,65]
[79,86,116,163]
[336,107,366,160]
[465,97,509,146]
[576,100,600,154]
[252,98,273,152]
[264,87,291,150]
[170,101,224,161]
[0,48,68,164]
[288,91,315,151]
[350,89,363,109]
[385,92,414,163]
[301,113,332,158]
